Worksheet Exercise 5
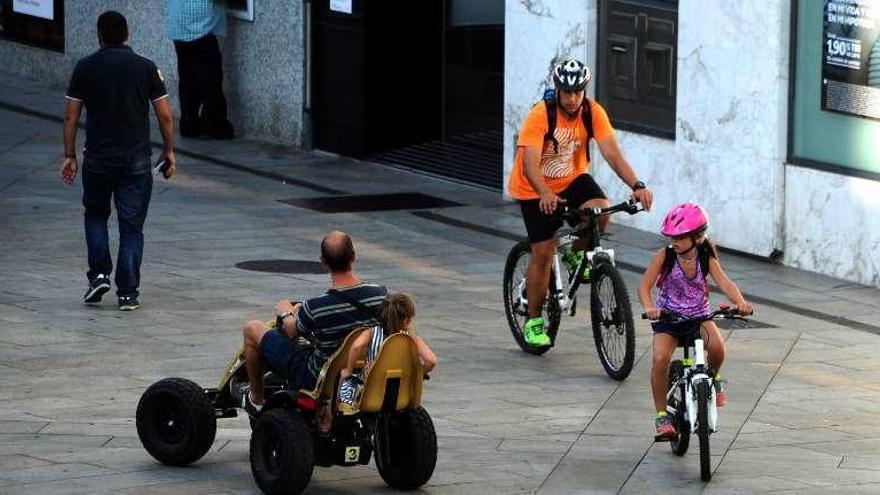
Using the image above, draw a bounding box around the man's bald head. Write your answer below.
[320,231,355,273]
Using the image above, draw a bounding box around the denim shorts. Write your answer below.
[258,328,316,391]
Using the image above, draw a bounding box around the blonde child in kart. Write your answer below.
[338,293,436,410]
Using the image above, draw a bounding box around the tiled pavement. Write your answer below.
[1,72,880,494]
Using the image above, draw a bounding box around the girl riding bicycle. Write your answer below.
[638,203,752,439]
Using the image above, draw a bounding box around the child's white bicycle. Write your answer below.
[643,305,752,481]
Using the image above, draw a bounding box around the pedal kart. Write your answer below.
[135,327,437,494]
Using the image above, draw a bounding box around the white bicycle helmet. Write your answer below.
[552,59,591,92]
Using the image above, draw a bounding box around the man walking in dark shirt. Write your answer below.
[61,10,176,311]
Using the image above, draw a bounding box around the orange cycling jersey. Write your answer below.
[507,99,614,200]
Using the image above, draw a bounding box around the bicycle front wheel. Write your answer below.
[503,241,561,355]
[589,263,636,381]
[696,380,712,481]
[669,360,689,455]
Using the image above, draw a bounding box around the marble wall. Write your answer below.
[504,0,790,257]
[785,167,880,287]
[0,1,304,144]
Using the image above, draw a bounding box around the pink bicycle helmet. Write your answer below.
[660,202,709,237]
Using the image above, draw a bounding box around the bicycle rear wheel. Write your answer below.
[669,360,689,455]
[503,241,561,355]
[696,380,712,481]
[589,263,636,380]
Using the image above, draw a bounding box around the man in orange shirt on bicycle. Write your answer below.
[507,59,654,347]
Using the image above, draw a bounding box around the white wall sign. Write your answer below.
[228,0,255,22]
[12,0,54,20]
[330,0,353,14]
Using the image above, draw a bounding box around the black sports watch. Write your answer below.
[631,180,646,191]
[276,311,295,329]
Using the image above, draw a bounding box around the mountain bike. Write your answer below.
[643,305,752,481]
[503,199,643,381]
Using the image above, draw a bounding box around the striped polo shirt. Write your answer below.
[296,283,388,379]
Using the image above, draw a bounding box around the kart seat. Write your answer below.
[300,326,369,402]
[358,332,425,413]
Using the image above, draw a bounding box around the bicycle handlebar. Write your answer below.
[640,304,753,323]
[557,198,643,223]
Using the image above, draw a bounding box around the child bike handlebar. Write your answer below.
[641,305,754,323]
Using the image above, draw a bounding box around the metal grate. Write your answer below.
[277,193,461,213]
[368,129,503,191]
[715,318,776,330]
[236,260,325,274]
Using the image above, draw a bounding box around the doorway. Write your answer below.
[309,0,504,190]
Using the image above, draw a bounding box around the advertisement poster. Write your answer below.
[12,0,53,20]
[822,0,880,120]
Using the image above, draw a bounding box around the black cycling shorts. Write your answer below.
[518,174,607,243]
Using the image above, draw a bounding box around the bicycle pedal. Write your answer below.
[654,434,674,443]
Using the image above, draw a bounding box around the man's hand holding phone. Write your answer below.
[153,150,176,179]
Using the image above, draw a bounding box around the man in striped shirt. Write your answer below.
[241,231,387,415]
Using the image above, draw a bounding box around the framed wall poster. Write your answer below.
[12,0,52,20]
[0,0,64,51]
[228,0,254,21]
[821,0,880,121]
[789,0,880,179]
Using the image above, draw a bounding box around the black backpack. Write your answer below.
[542,88,595,162]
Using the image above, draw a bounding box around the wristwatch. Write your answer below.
[631,180,646,191]
[276,310,295,329]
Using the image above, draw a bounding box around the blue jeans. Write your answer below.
[82,157,153,297]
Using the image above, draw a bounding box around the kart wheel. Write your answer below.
[589,263,636,381]
[250,409,314,495]
[136,377,216,466]
[376,406,437,490]
[503,241,561,355]
[668,360,690,456]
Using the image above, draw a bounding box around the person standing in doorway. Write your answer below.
[61,10,177,311]
[165,0,235,139]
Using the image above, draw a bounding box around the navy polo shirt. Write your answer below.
[66,44,168,168]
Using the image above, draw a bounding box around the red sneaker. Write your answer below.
[714,378,727,407]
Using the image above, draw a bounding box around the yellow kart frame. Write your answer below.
[137,326,437,495]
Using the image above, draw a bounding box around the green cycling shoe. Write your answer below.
[562,249,590,282]
[523,317,552,347]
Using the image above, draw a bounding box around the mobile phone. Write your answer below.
[152,156,170,177]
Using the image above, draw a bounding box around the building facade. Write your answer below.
[1,0,878,287]
[504,0,880,288]
[0,0,305,144]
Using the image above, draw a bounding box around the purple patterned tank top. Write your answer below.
[655,259,710,319]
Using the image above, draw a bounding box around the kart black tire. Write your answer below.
[669,360,690,456]
[136,377,217,466]
[697,380,712,481]
[376,406,437,490]
[589,262,636,380]
[250,409,314,495]
[503,241,561,355]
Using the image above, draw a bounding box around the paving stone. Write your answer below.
[1,71,880,493]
